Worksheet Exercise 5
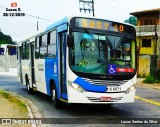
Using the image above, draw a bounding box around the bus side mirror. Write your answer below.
[67,35,74,47]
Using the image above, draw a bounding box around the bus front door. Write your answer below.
[30,43,36,89]
[59,33,67,100]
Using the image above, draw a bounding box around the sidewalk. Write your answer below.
[0,89,32,127]
[0,68,17,76]
[0,89,45,127]
[137,78,160,90]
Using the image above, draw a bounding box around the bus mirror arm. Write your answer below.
[67,34,74,47]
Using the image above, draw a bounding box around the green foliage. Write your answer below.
[124,16,137,26]
[16,99,26,108]
[0,91,10,99]
[143,75,156,83]
[0,90,27,109]
[155,68,160,80]
[143,73,160,83]
[0,32,14,44]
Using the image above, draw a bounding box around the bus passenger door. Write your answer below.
[59,33,67,100]
[18,46,23,83]
[30,43,35,88]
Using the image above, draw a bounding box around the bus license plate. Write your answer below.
[100,96,111,101]
[107,86,121,92]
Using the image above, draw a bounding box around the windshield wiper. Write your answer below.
[84,28,100,48]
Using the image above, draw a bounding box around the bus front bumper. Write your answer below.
[67,87,136,104]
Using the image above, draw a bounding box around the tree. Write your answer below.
[124,16,137,26]
[0,31,14,45]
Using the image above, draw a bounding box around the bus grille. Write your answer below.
[82,78,129,86]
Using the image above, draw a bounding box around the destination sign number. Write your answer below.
[74,17,135,35]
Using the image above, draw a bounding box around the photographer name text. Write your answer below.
[121,119,158,124]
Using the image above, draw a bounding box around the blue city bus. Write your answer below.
[17,16,137,108]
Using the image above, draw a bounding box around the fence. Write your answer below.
[0,55,17,72]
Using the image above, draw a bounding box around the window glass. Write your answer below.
[22,42,26,60]
[8,48,16,56]
[26,42,29,59]
[69,32,135,75]
[40,34,47,58]
[142,39,151,47]
[108,36,131,62]
[48,30,56,58]
[35,37,39,59]
[21,41,29,60]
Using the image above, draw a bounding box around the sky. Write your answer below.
[0,0,160,41]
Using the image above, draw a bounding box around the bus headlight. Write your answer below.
[125,84,136,94]
[68,81,86,93]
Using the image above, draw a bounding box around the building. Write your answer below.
[0,44,17,72]
[130,8,160,77]
[0,44,16,55]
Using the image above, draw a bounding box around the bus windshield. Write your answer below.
[69,31,136,75]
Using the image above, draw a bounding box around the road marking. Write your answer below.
[135,96,160,107]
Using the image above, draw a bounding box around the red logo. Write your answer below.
[116,68,134,73]
[100,96,111,101]
[11,2,17,7]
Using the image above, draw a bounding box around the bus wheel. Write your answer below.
[26,77,33,94]
[51,85,61,109]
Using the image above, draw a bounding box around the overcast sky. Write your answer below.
[0,0,160,41]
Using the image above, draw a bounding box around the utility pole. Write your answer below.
[37,21,39,31]
[37,17,39,31]
[79,0,95,17]
[154,25,158,72]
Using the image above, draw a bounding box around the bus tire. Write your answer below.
[51,84,61,109]
[26,76,33,94]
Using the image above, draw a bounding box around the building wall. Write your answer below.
[137,37,154,55]
[138,55,150,77]
[137,14,158,26]
[137,37,159,76]
[157,36,160,69]
[135,13,160,76]
[137,37,158,55]
[131,9,160,76]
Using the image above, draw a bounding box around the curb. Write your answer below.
[14,94,37,127]
[0,90,36,127]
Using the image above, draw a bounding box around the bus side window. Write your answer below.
[26,42,30,60]
[35,37,40,59]
[40,34,47,58]
[48,30,56,58]
[21,41,29,60]
[22,42,26,60]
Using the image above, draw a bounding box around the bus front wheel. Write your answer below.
[51,85,61,109]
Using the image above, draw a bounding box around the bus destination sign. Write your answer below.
[74,18,135,35]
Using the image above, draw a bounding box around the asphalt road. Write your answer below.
[0,75,160,127]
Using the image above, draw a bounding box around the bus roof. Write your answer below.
[45,16,69,31]
[45,15,135,32]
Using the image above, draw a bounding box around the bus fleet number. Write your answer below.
[107,86,121,92]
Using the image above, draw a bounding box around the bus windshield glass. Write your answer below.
[69,32,136,75]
